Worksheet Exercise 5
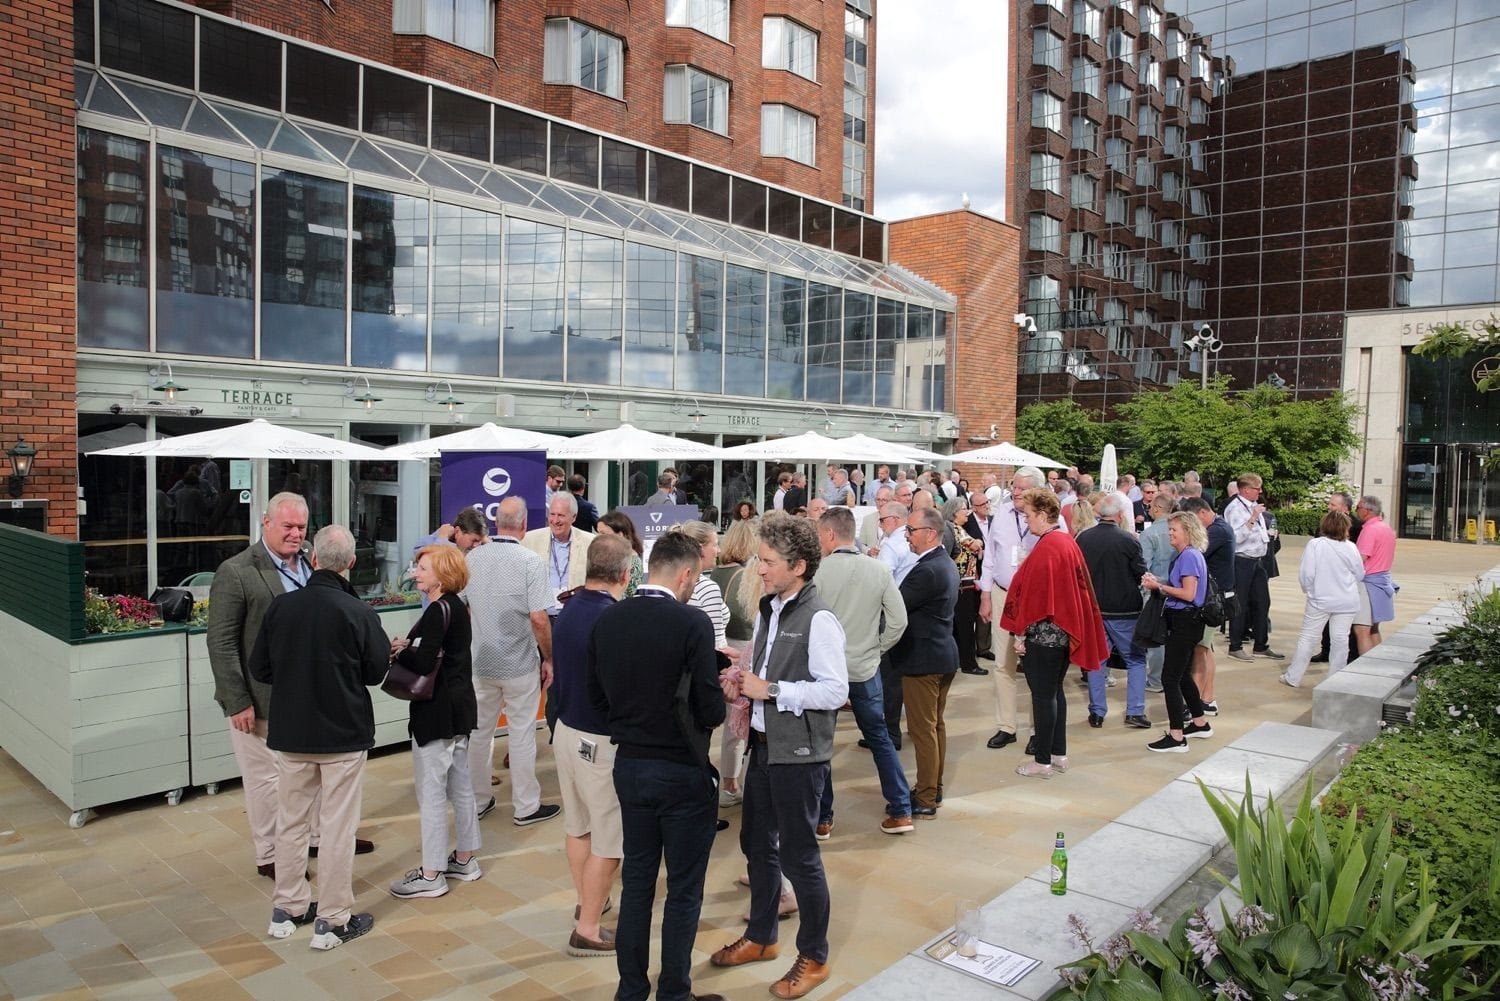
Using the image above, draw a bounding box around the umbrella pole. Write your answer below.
[145,416,159,595]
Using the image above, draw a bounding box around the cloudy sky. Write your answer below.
[872,2,1011,222]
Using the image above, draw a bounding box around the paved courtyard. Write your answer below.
[1,538,1494,1000]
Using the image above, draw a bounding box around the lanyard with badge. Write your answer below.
[1011,509,1033,568]
[276,555,307,589]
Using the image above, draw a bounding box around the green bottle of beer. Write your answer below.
[1050,832,1068,895]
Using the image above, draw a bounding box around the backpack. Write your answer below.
[1199,573,1228,627]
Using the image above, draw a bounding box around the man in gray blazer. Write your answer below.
[207,491,375,878]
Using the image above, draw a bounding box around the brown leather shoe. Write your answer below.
[771,954,831,998]
[710,935,779,967]
[256,862,275,879]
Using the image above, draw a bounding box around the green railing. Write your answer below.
[0,523,85,642]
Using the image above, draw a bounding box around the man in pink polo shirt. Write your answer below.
[1352,495,1397,654]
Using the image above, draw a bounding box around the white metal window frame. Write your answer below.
[664,65,731,136]
[761,104,816,166]
[543,19,624,99]
[666,0,730,42]
[763,17,818,81]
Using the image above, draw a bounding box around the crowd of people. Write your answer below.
[206,463,1400,997]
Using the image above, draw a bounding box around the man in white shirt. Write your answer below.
[872,465,896,495]
[1223,472,1281,662]
[976,467,1047,750]
[867,502,917,585]
[712,516,847,999]
[772,471,792,513]
[858,485,896,550]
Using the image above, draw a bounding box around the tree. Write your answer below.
[1113,377,1361,505]
[1015,400,1110,467]
[1413,316,1500,390]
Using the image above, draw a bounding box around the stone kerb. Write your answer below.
[843,721,1343,1001]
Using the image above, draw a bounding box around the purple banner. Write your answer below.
[440,451,548,534]
[615,504,702,556]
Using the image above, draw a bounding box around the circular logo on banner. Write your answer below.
[481,467,512,497]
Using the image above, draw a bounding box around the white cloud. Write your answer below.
[873,1,1010,222]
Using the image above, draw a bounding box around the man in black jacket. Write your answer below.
[1075,495,1151,730]
[889,507,960,817]
[250,525,389,951]
[587,532,727,1001]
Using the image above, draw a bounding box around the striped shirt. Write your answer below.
[689,574,730,648]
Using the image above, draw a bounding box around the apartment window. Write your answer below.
[1138,54,1161,91]
[1102,296,1127,331]
[1031,152,1064,194]
[1132,258,1155,290]
[663,65,730,134]
[1071,116,1099,152]
[1190,97,1209,125]
[1160,218,1180,248]
[1029,213,1062,253]
[1107,82,1132,118]
[1105,138,1130,174]
[1162,268,1182,300]
[1139,5,1160,39]
[764,17,817,80]
[394,0,494,55]
[1162,170,1181,202]
[1186,277,1205,308]
[1102,241,1129,278]
[544,19,623,98]
[1193,46,1211,81]
[1033,29,1065,72]
[1168,28,1186,60]
[762,104,815,165]
[1134,155,1154,187]
[1032,90,1064,132]
[1134,205,1154,239]
[1107,28,1132,62]
[1070,172,1097,210]
[1189,188,1210,215]
[1188,232,1208,263]
[845,7,869,89]
[1164,75,1184,108]
[1164,125,1184,157]
[666,0,729,39]
[1189,140,1206,172]
[1112,0,1134,14]
[1137,103,1159,141]
[1069,285,1097,316]
[1105,189,1127,224]
[1073,0,1101,41]
[1028,274,1060,303]
[1035,0,1068,12]
[844,86,867,143]
[1069,230,1098,265]
[843,141,866,209]
[1072,56,1101,100]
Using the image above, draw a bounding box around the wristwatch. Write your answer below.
[766,682,781,701]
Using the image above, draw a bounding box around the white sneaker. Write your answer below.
[1200,701,1219,717]
[1278,673,1299,689]
[444,852,482,882]
[390,868,449,899]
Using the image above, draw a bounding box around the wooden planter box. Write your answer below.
[0,612,190,828]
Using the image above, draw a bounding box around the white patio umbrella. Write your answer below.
[545,423,726,461]
[77,424,168,453]
[87,418,396,461]
[380,421,568,459]
[716,431,884,462]
[945,440,1067,469]
[838,433,950,464]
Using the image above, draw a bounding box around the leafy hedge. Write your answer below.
[1270,507,1323,537]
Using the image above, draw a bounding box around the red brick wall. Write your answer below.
[889,211,1023,479]
[1,0,78,536]
[203,0,861,206]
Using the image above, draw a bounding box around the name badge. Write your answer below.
[1011,545,1025,568]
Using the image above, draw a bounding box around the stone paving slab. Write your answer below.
[1023,823,1211,912]
[1114,777,1270,850]
[1225,721,1342,763]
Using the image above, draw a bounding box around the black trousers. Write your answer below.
[953,586,980,671]
[1020,643,1069,765]
[740,741,832,963]
[1162,608,1207,728]
[1229,555,1270,652]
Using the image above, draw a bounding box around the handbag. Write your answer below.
[1133,591,1168,649]
[382,599,449,702]
[1198,573,1229,628]
[149,587,194,622]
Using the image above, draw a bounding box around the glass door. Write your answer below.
[1399,444,1441,540]
[1451,444,1500,544]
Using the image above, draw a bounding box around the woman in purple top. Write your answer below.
[1140,512,1213,754]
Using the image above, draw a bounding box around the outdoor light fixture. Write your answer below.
[344,375,382,411]
[671,397,708,430]
[1184,323,1222,391]
[804,406,834,433]
[425,380,465,414]
[7,436,36,498]
[561,389,598,420]
[149,362,188,402]
[878,410,905,432]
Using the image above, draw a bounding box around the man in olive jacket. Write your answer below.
[250,525,389,951]
[207,492,375,878]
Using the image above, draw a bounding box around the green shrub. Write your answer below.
[1270,507,1323,537]
[1417,585,1500,671]
[1409,663,1500,752]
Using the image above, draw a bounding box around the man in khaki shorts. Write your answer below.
[549,534,634,956]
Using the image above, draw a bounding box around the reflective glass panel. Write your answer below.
[692,166,731,223]
[155,146,254,358]
[200,19,281,110]
[933,311,952,411]
[551,123,599,187]
[648,152,691,212]
[363,66,428,145]
[724,264,767,397]
[352,188,428,371]
[432,202,500,376]
[768,275,806,400]
[601,138,646,199]
[768,188,801,241]
[874,297,903,408]
[504,217,565,381]
[834,209,862,257]
[733,177,768,232]
[842,290,874,406]
[566,230,624,386]
[677,254,723,393]
[286,45,359,129]
[804,201,834,249]
[905,306,936,410]
[805,282,841,402]
[99,0,193,88]
[494,106,548,174]
[623,242,676,389]
[431,87,490,160]
[77,129,149,350]
[260,169,347,364]
[76,0,95,62]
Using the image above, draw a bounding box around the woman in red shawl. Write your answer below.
[1000,488,1110,779]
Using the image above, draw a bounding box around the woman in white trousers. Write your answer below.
[1281,511,1363,688]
